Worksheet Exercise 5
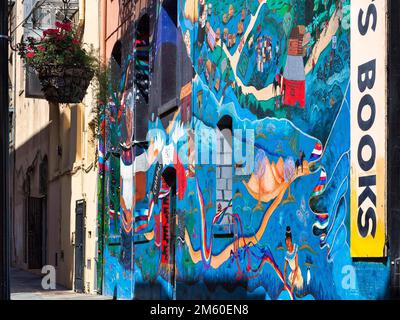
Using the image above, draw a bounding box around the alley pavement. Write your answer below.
[11,268,111,300]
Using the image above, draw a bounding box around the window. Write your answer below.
[157,0,178,115]
[134,14,150,142]
[39,156,48,196]
[111,40,122,68]
[25,66,45,98]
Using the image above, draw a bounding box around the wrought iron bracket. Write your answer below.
[62,0,72,22]
[0,34,17,51]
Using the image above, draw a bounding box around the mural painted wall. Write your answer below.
[97,0,390,300]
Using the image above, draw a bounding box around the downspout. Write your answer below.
[100,0,107,63]
[77,0,86,41]
[97,0,107,295]
[12,2,17,267]
[78,0,86,207]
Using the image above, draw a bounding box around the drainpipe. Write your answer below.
[77,0,86,41]
[97,0,107,295]
[100,0,107,64]
[77,0,89,293]
[0,0,10,301]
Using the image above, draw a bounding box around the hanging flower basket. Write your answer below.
[36,64,94,103]
[17,21,97,104]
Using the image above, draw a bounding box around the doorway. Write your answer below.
[26,197,46,270]
[74,199,86,293]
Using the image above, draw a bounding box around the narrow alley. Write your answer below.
[10,268,110,300]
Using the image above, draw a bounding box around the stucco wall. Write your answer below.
[12,0,50,270]
[11,0,100,293]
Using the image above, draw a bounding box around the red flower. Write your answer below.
[55,21,72,32]
[43,28,59,37]
[37,45,45,52]
[26,52,35,58]
[72,38,80,45]
[63,23,72,32]
[56,34,65,41]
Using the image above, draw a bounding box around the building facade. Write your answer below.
[9,0,100,293]
[97,0,397,300]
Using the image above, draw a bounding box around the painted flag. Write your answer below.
[98,150,109,172]
[309,142,323,161]
[311,169,329,245]
[313,213,329,230]
[212,199,232,225]
[319,233,327,247]
[175,152,187,200]
[109,208,115,220]
[312,210,329,247]
[158,184,171,199]
[311,169,327,197]
[135,184,170,234]
[319,169,327,181]
[135,59,149,72]
[134,208,149,233]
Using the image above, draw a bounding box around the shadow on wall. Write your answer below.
[10,103,83,291]
[11,124,50,270]
[117,0,137,37]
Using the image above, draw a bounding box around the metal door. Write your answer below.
[74,199,86,293]
[27,197,43,269]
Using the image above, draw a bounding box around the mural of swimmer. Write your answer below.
[284,226,303,292]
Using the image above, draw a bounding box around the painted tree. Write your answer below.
[283,156,296,203]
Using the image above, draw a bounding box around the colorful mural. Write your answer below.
[98,0,390,300]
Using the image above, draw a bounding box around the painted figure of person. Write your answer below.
[275,40,280,64]
[197,0,207,47]
[284,226,304,291]
[295,159,300,174]
[262,36,267,64]
[306,266,311,288]
[267,43,272,64]
[257,48,263,73]
[299,150,305,173]
[119,59,135,268]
